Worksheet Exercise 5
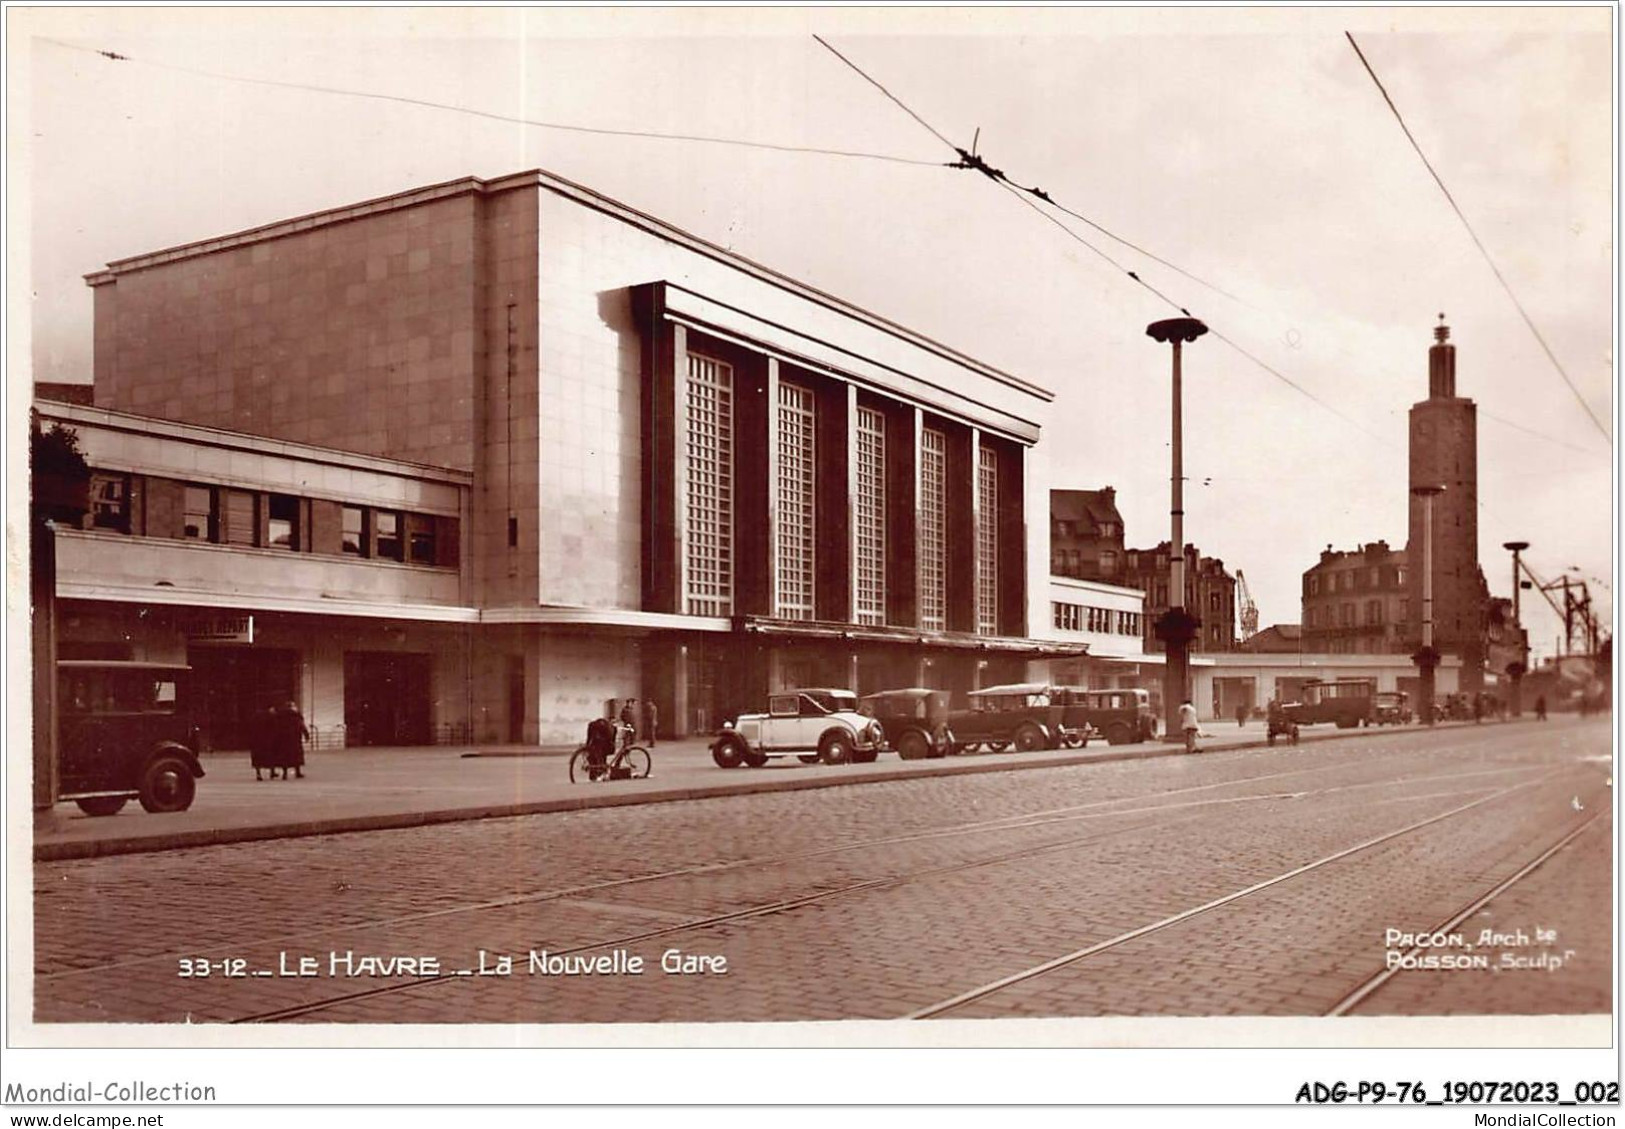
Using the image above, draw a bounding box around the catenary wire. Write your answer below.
[814,34,1605,463]
[39,36,944,169]
[1344,31,1611,444]
[813,34,1410,448]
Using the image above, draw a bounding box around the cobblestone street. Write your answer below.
[30,717,1612,1029]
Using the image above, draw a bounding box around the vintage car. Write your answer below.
[1372,691,1412,726]
[859,688,954,760]
[56,660,205,815]
[1054,687,1157,746]
[949,684,1062,753]
[1282,678,1377,729]
[711,688,885,768]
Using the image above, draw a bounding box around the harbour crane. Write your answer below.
[1235,569,1259,642]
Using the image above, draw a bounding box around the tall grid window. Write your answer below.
[976,445,998,635]
[685,354,734,615]
[918,428,947,631]
[774,383,816,619]
[854,407,886,625]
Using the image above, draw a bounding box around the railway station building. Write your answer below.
[46,168,1080,747]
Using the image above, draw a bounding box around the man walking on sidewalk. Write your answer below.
[1179,699,1200,754]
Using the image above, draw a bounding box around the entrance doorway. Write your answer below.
[186,646,299,751]
[1213,676,1258,721]
[344,651,432,746]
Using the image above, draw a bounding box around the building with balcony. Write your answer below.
[52,168,1078,747]
[1300,541,1409,656]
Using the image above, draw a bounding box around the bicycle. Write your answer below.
[569,722,652,783]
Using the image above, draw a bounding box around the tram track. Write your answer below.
[902,765,1608,1020]
[38,754,1545,987]
[1325,809,1607,1016]
[239,775,1543,1024]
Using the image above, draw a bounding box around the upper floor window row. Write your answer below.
[84,469,458,568]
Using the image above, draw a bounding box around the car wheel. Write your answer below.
[1061,730,1085,749]
[75,796,128,817]
[711,736,746,769]
[138,753,196,813]
[1106,722,1131,746]
[1014,724,1045,752]
[897,731,929,761]
[819,731,853,765]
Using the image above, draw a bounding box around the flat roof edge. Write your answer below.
[83,168,1053,402]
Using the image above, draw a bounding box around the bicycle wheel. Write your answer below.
[569,747,605,784]
[624,746,652,779]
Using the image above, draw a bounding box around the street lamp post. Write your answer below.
[1503,541,1530,717]
[1146,316,1208,740]
[1412,484,1445,725]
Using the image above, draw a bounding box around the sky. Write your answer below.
[11,6,1615,661]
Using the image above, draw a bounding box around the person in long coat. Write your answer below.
[272,700,309,779]
[250,705,277,781]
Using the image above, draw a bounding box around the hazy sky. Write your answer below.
[12,7,1614,658]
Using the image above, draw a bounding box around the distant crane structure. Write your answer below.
[1235,569,1259,642]
[1514,557,1603,657]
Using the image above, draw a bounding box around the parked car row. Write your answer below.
[709,684,1159,768]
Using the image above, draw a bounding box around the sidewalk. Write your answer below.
[31,716,1523,861]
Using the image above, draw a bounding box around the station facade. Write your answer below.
[55,168,1078,747]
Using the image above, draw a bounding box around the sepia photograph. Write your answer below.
[6,3,1616,1110]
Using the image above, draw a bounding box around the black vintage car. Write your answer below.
[949,684,1062,753]
[859,688,954,760]
[56,661,205,815]
[1054,687,1156,746]
[1283,678,1377,730]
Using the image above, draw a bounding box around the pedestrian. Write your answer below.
[272,700,309,779]
[1235,702,1247,728]
[645,698,659,747]
[1179,699,1200,754]
[1535,695,1548,721]
[250,705,277,781]
[1472,693,1484,724]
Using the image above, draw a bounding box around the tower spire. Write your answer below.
[1428,314,1456,398]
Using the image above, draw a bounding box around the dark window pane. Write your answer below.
[409,526,435,565]
[268,494,299,550]
[89,474,128,531]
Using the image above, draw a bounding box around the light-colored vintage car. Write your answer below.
[711,688,885,768]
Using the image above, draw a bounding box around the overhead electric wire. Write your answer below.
[815,33,1392,444]
[1344,31,1611,445]
[40,36,943,169]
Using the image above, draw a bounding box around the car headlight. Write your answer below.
[867,721,884,744]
